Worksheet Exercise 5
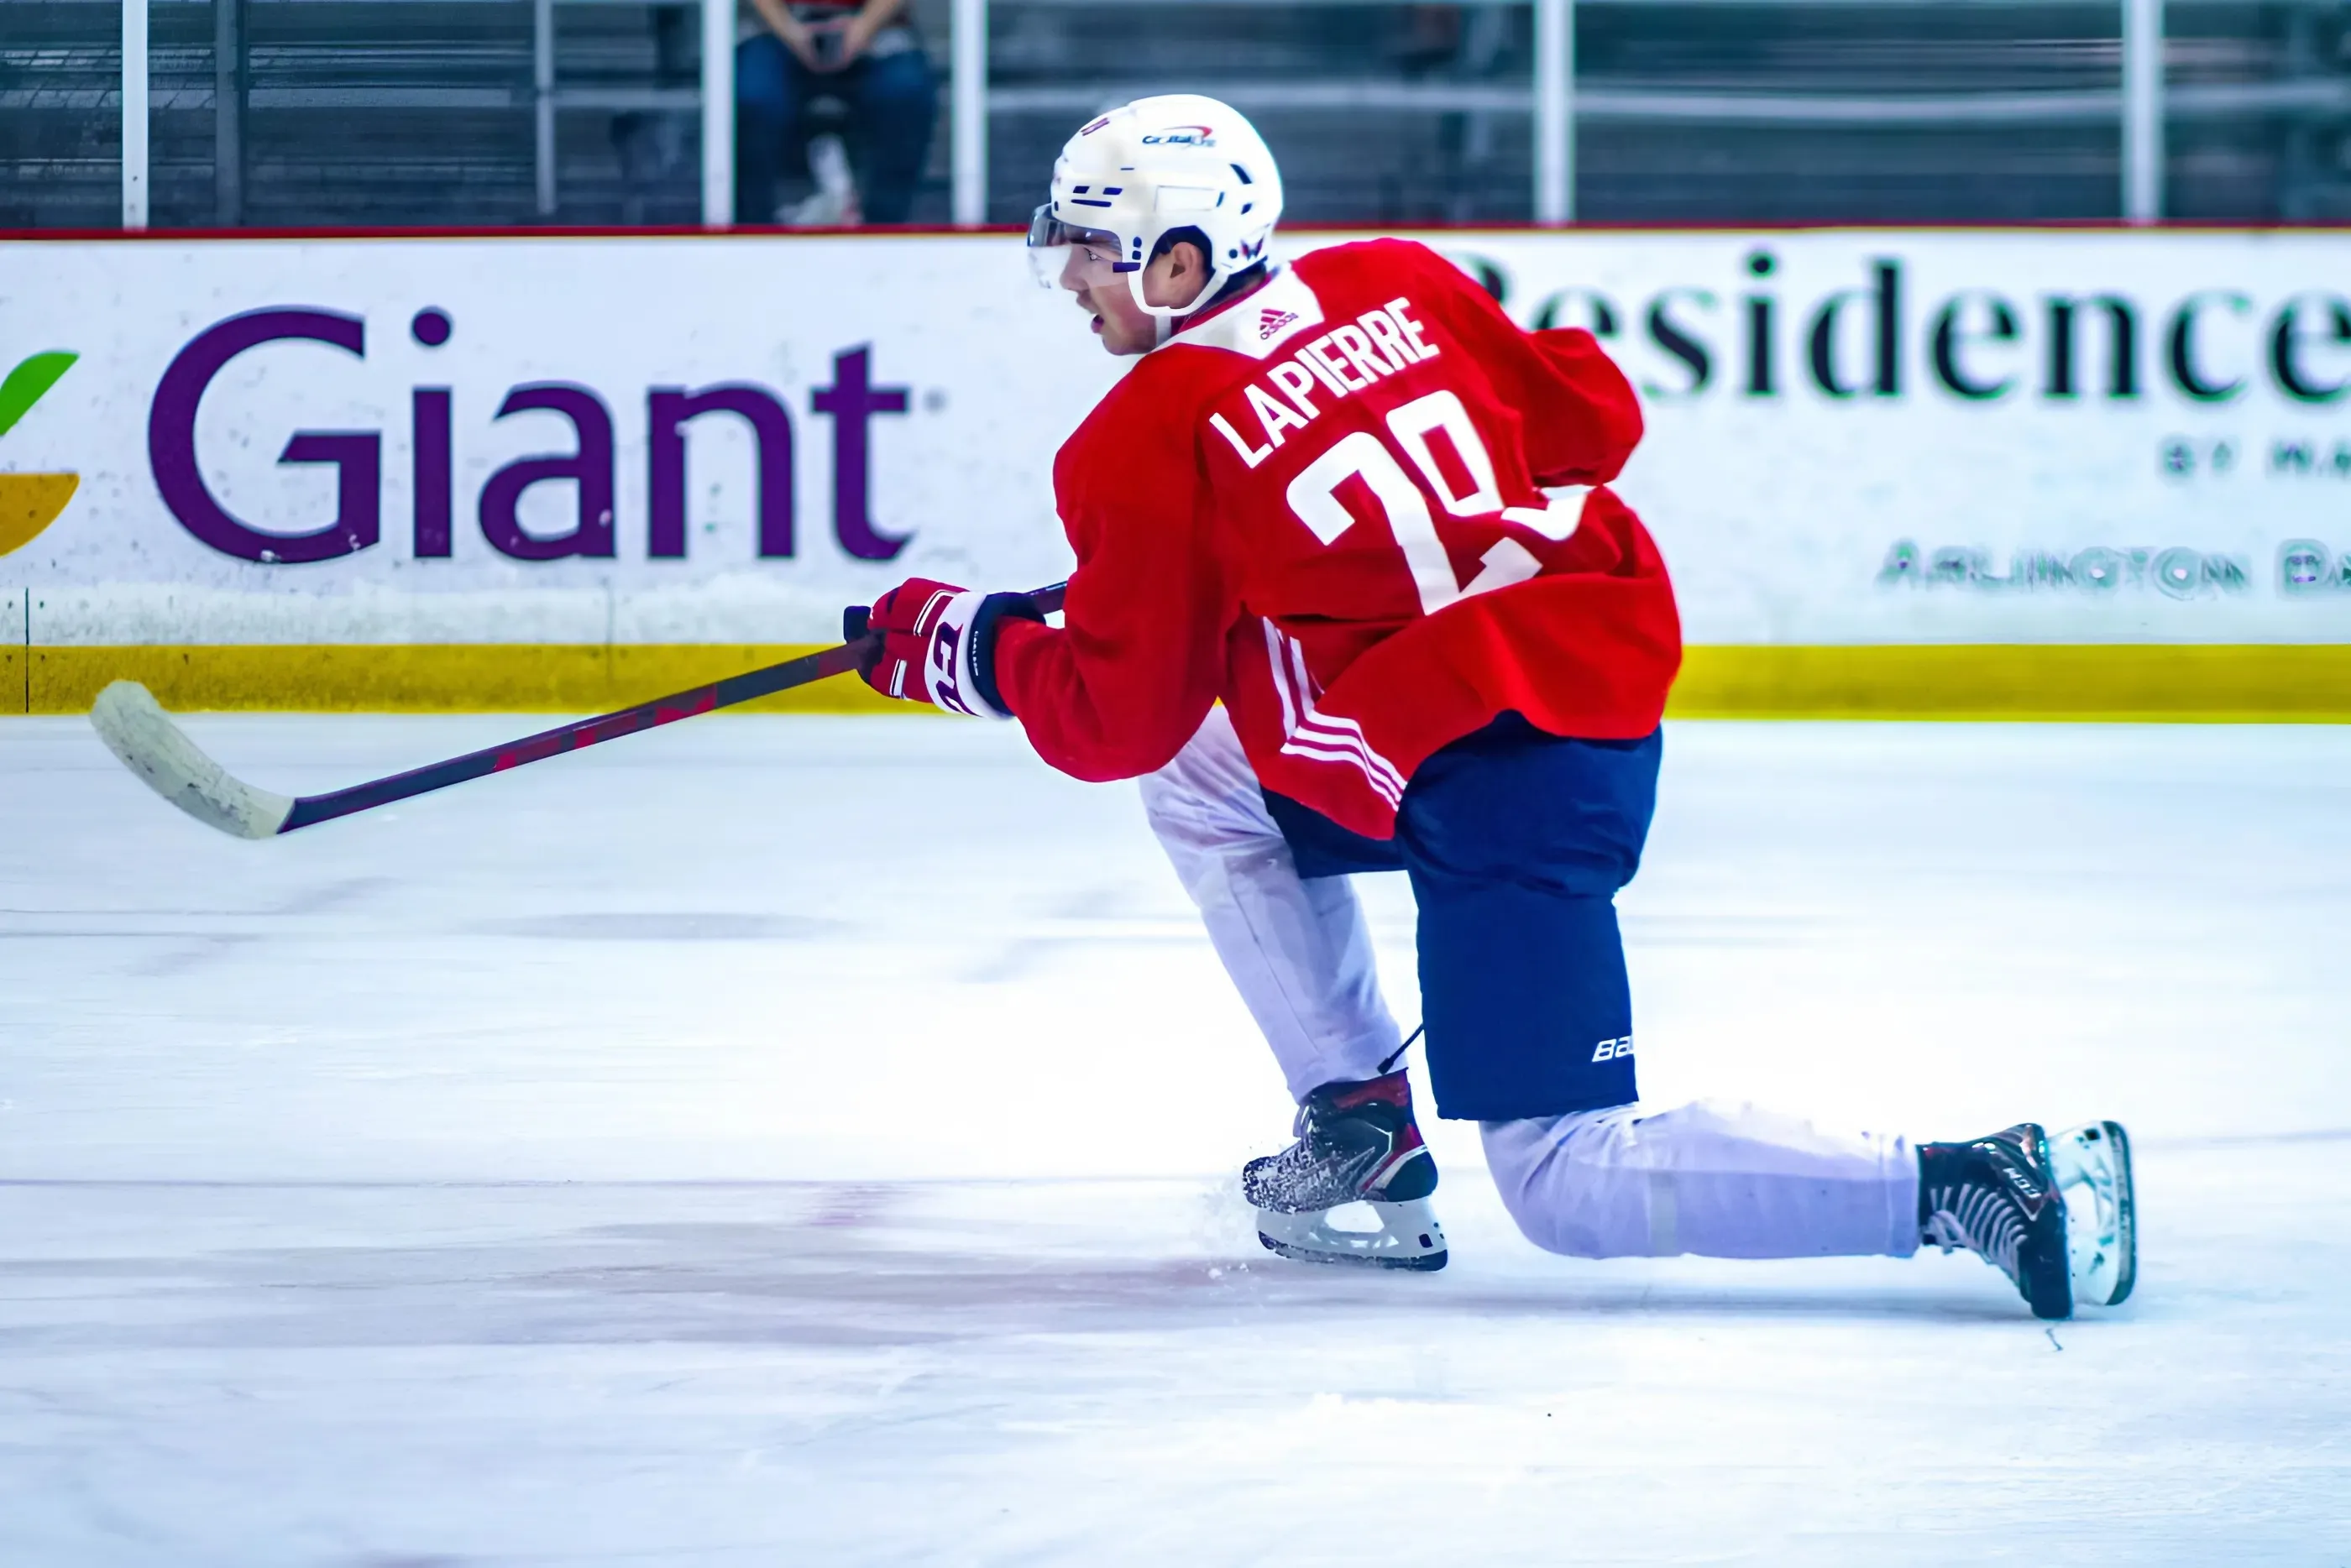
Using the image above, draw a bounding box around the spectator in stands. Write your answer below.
[736,0,936,225]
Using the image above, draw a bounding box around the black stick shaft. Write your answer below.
[277,583,1067,834]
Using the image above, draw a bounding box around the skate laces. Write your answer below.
[1270,1112,1388,1201]
[1247,1076,1422,1212]
[1921,1135,2051,1288]
[1923,1181,2028,1286]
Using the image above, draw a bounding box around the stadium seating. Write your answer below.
[5,0,2349,229]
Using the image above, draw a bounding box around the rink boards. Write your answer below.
[8,640,2351,724]
[5,227,2351,717]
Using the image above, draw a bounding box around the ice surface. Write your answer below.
[2,715,2346,1565]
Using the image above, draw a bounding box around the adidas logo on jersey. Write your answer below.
[1209,297,1443,470]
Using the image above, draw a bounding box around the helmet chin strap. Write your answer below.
[1128,264,1223,343]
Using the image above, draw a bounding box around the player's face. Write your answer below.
[1026,211,1220,356]
[1066,251,1160,356]
[1027,208,1160,356]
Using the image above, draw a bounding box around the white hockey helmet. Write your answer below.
[1026,94,1284,319]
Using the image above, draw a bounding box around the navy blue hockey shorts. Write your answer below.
[1263,713,1663,1122]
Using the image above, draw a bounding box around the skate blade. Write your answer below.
[1255,1199,1448,1272]
[2050,1120,2136,1307]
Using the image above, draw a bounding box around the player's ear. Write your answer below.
[1149,233,1205,283]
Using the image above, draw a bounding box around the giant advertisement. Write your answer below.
[4,228,2350,713]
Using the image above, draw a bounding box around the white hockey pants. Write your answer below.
[1139,708,1921,1262]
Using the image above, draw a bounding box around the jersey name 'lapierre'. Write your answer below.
[1208,299,1441,469]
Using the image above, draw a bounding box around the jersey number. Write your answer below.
[1282,389,1589,617]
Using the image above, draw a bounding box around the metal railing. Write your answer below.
[530,0,731,221]
[101,0,2269,230]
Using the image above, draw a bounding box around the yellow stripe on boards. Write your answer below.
[12,642,2351,720]
[1668,645,2351,723]
[25,644,902,716]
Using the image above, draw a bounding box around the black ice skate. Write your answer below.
[2048,1120,2137,1308]
[1918,1123,2073,1320]
[1243,1071,1448,1272]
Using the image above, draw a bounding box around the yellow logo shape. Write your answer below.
[0,473,79,554]
[0,350,80,554]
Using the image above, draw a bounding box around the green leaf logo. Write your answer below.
[0,349,80,554]
[0,351,77,439]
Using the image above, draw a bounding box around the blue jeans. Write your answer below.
[734,32,935,223]
[1265,714,1664,1121]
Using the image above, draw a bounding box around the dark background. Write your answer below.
[6,0,2350,229]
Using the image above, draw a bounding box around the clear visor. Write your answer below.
[1025,204,1135,290]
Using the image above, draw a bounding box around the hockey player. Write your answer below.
[846,96,2135,1320]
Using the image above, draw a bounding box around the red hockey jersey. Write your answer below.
[992,237,1683,839]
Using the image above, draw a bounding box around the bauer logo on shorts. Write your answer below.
[1591,1035,1635,1063]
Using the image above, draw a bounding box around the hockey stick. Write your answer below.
[90,582,1067,840]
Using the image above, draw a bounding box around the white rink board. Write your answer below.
[8,228,2351,645]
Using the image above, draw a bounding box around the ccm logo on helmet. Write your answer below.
[1143,125,1216,147]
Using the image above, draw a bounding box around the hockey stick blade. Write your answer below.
[92,680,296,839]
[90,582,1067,840]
